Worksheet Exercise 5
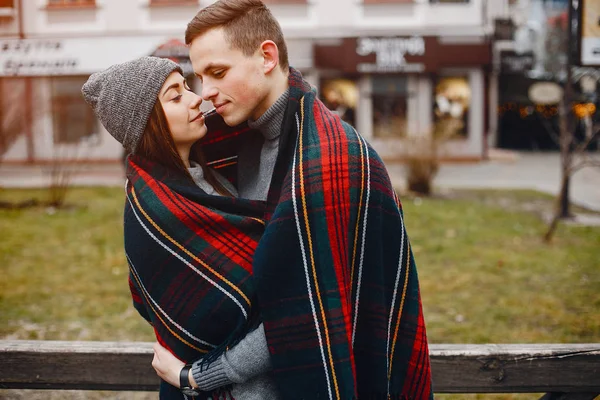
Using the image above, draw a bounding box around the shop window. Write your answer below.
[372,76,408,138]
[0,0,14,8]
[0,78,26,155]
[433,75,470,138]
[47,0,96,9]
[51,77,95,144]
[320,78,358,127]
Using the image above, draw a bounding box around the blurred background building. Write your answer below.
[0,0,598,164]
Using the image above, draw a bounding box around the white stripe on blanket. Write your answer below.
[125,184,249,345]
[292,110,334,400]
[352,128,371,347]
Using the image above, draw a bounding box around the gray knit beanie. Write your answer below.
[81,56,182,153]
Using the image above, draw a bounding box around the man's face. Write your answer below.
[189,28,269,127]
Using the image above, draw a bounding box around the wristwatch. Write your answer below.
[180,363,201,397]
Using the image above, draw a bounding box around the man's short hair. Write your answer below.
[185,0,289,71]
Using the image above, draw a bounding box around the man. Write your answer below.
[154,1,433,398]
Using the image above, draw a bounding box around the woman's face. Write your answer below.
[158,71,207,150]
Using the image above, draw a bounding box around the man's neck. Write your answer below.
[248,87,289,140]
[251,68,289,121]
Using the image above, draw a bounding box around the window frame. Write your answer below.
[0,0,15,8]
[363,0,415,4]
[45,0,97,10]
[50,77,96,145]
[429,0,470,3]
[0,0,15,17]
[261,0,308,4]
[363,0,414,4]
[148,0,198,7]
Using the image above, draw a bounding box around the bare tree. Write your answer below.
[404,118,462,196]
[542,1,600,242]
[46,144,83,208]
[544,100,599,242]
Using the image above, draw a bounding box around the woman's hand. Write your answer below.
[152,342,185,387]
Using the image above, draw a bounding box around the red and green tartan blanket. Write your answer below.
[254,69,432,399]
[125,154,266,399]
[125,68,432,399]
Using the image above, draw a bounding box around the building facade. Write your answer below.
[493,0,599,152]
[0,0,513,163]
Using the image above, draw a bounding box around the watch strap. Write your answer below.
[180,363,194,389]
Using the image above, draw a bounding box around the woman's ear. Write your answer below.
[259,40,279,74]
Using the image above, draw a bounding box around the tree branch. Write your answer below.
[573,124,599,155]
[571,159,600,173]
[537,113,561,144]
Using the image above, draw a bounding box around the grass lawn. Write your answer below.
[1,187,598,400]
[402,190,599,344]
[0,187,153,342]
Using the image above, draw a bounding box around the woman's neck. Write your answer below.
[178,146,191,168]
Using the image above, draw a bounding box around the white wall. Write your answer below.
[16,0,499,38]
[24,0,107,36]
[444,68,484,157]
[2,0,501,162]
[356,1,483,32]
[356,75,373,139]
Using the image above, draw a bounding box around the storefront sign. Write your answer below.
[355,36,426,73]
[500,50,534,74]
[314,36,491,74]
[1,40,79,75]
[528,82,564,105]
[0,36,187,76]
[580,0,600,66]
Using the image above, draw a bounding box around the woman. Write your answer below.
[82,56,277,399]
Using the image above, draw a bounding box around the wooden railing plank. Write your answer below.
[1,342,599,393]
[0,341,158,391]
[430,344,600,393]
[539,393,600,400]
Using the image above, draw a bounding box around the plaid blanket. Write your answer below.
[125,68,432,399]
[253,69,432,399]
[125,153,265,399]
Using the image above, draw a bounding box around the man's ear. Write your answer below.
[259,40,279,74]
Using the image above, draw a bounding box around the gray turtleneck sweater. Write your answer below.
[188,161,238,197]
[186,90,290,399]
[238,89,290,201]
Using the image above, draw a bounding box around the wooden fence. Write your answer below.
[1,341,599,399]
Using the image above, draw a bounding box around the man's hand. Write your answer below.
[152,342,185,387]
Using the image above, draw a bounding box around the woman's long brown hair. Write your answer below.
[135,101,232,196]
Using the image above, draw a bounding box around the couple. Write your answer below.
[82,0,432,399]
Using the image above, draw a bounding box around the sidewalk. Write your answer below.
[1,152,599,212]
[387,152,600,212]
[0,163,126,188]
[456,153,600,212]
